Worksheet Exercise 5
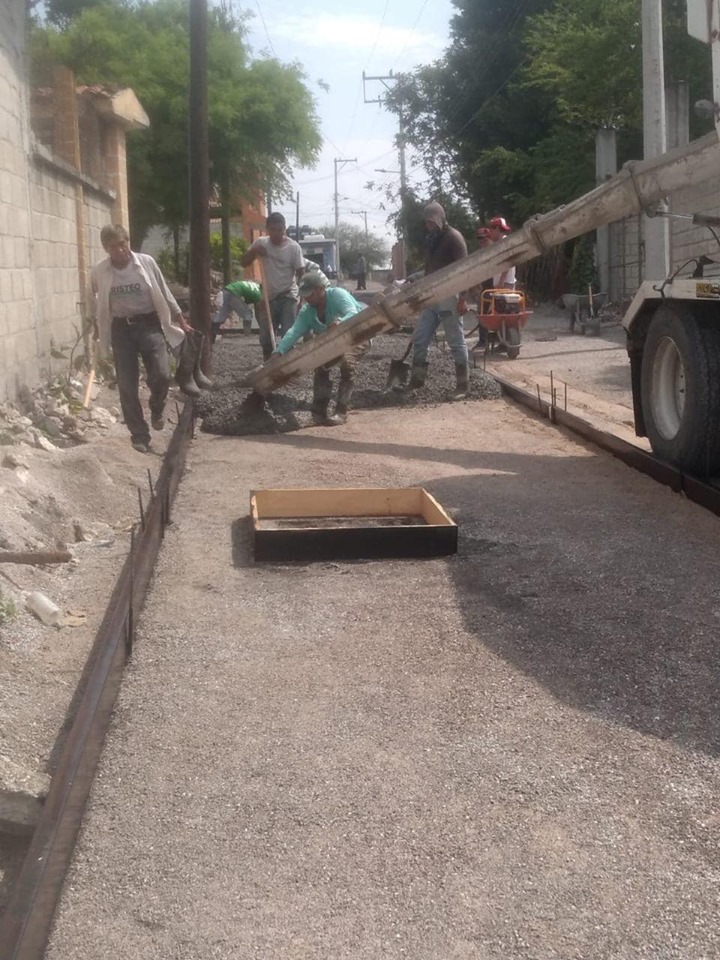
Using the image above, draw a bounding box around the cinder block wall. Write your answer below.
[670,179,720,279]
[0,0,114,402]
[0,1,36,399]
[608,182,720,301]
[29,165,81,364]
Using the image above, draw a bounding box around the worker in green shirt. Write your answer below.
[212,279,262,342]
[273,272,366,426]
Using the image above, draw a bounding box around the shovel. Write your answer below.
[385,338,414,391]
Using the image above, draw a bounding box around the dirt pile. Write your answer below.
[197,333,501,436]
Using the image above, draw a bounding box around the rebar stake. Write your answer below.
[147,468,154,501]
[137,487,145,530]
[127,526,135,656]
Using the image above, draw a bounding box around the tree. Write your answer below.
[315,222,389,274]
[35,0,322,244]
[385,0,714,233]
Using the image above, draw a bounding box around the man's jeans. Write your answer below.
[312,341,369,416]
[257,295,298,352]
[111,317,171,445]
[213,291,254,328]
[412,295,468,365]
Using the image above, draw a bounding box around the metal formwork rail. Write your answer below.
[0,403,196,960]
[494,375,720,517]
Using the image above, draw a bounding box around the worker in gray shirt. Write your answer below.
[240,212,305,359]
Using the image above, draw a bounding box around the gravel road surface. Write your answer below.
[47,393,720,959]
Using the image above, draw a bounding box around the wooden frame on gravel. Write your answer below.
[250,487,458,562]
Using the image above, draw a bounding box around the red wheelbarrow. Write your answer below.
[472,288,532,360]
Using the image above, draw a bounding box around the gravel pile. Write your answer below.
[197,332,501,436]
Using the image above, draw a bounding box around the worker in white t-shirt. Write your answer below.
[240,212,305,359]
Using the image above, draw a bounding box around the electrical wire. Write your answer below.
[254,0,276,56]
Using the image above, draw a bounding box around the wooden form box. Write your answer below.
[251,487,458,562]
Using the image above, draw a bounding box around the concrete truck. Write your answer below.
[246,0,720,473]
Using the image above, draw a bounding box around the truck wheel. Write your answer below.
[505,327,521,360]
[640,304,720,473]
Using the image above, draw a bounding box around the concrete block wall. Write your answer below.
[0,1,115,401]
[29,165,82,365]
[607,176,720,301]
[0,0,36,398]
[670,179,720,279]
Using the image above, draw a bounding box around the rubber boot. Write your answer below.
[192,331,212,390]
[453,362,469,400]
[262,344,274,361]
[175,335,201,398]
[408,361,429,390]
[333,378,354,424]
[312,368,342,425]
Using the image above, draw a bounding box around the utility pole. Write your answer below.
[364,70,407,274]
[334,157,356,278]
[642,0,670,278]
[188,0,210,368]
[351,210,369,238]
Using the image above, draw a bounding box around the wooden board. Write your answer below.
[250,487,457,562]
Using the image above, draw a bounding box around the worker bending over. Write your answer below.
[273,272,365,426]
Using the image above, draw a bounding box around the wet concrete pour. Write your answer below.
[196,333,502,436]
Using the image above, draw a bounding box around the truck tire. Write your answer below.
[640,304,720,474]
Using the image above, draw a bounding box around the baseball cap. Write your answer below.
[489,216,511,233]
[298,272,327,297]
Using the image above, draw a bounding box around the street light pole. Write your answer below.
[334,157,356,278]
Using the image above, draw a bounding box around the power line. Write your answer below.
[390,0,431,71]
[254,0,276,56]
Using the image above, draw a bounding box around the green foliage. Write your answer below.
[314,222,389,274]
[0,588,17,625]
[568,236,598,293]
[380,0,715,270]
[34,0,322,242]
[209,233,247,273]
[156,233,248,283]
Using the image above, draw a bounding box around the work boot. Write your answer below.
[174,335,201,398]
[453,362,469,400]
[407,361,429,390]
[334,378,353,422]
[191,331,212,390]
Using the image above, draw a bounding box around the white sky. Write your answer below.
[243,0,456,249]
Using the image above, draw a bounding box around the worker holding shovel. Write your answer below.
[240,212,305,360]
[272,272,365,426]
[408,202,470,399]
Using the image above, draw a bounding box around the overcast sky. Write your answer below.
[243,0,456,248]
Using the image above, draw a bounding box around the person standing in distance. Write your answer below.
[240,213,305,359]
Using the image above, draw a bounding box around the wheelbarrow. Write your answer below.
[472,289,532,360]
[561,291,608,335]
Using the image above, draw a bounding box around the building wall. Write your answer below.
[0,0,36,398]
[607,183,720,301]
[0,1,115,402]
